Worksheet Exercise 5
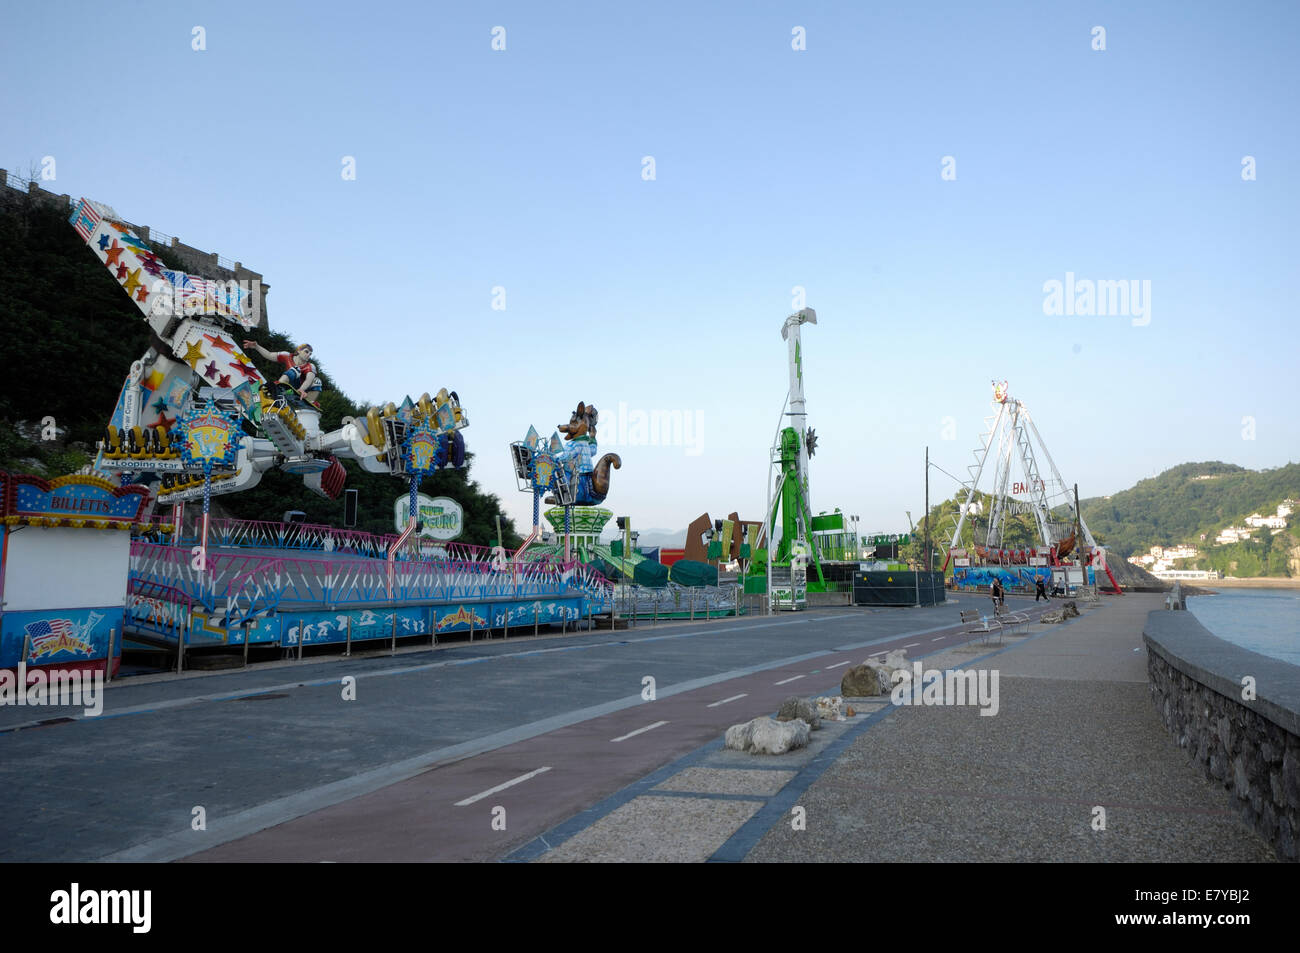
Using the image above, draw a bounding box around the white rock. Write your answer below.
[749,716,811,755]
[724,720,756,752]
[814,695,846,722]
[883,648,909,671]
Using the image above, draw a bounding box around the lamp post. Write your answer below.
[616,516,631,582]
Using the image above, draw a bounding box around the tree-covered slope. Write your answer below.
[1080,461,1300,559]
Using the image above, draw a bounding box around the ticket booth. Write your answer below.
[1,472,149,677]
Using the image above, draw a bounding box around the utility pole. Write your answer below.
[924,446,931,574]
[1073,483,1083,590]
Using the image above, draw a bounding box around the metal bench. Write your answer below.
[960,608,1004,645]
[994,603,1030,634]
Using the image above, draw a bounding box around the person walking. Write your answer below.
[1035,576,1048,602]
[991,578,1005,610]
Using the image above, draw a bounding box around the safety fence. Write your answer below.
[126,578,196,644]
[128,541,614,629]
[170,516,506,565]
[614,583,743,622]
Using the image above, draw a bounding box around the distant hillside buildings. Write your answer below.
[1125,500,1294,578]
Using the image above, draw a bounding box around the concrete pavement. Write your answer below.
[513,593,1277,862]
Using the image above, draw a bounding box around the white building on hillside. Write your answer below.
[1216,526,1255,545]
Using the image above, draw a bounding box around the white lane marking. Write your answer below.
[707,693,748,708]
[774,674,805,685]
[931,637,946,642]
[825,660,852,669]
[454,766,551,806]
[904,643,920,648]
[611,720,668,742]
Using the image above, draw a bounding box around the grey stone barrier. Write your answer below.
[1144,610,1300,861]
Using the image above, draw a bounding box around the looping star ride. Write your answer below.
[68,197,470,517]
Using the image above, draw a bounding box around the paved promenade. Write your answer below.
[514,593,1278,862]
[1,592,1276,863]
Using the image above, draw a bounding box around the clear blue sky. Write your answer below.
[3,1,1297,538]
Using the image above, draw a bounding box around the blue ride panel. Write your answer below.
[0,607,125,669]
[434,603,490,635]
[284,607,431,648]
[952,566,1090,589]
[492,598,582,629]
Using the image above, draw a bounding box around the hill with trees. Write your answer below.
[1079,462,1299,570]
[901,461,1299,578]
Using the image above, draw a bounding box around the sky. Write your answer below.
[3,0,1297,541]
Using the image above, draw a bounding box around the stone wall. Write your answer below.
[0,169,269,331]
[1144,610,1299,861]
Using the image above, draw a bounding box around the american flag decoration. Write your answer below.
[69,200,102,242]
[26,618,75,650]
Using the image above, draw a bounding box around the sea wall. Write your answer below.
[1144,610,1300,861]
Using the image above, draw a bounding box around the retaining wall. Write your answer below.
[1144,610,1300,861]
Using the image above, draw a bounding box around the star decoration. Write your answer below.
[104,241,124,267]
[140,257,163,277]
[121,267,143,297]
[153,413,176,430]
[142,368,165,392]
[97,234,110,251]
[203,361,219,379]
[151,397,169,414]
[115,263,128,280]
[204,333,237,354]
[231,352,253,366]
[228,360,260,381]
[110,222,129,233]
[182,340,205,369]
[216,373,232,388]
[135,286,149,302]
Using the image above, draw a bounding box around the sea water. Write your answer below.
[1186,588,1300,666]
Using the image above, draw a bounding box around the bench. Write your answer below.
[994,603,1030,634]
[960,608,1004,645]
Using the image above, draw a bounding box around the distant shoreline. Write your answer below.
[1200,577,1300,589]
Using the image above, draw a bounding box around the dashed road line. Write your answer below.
[454,766,552,806]
[904,643,920,648]
[931,637,946,642]
[825,660,852,669]
[774,675,805,686]
[707,694,748,708]
[611,721,668,743]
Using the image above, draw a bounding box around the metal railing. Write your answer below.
[129,541,614,632]
[177,517,515,565]
[615,583,742,622]
[126,578,195,643]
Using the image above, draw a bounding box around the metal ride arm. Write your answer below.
[944,399,1008,569]
[1010,403,1056,548]
[71,197,470,504]
[985,403,1019,549]
[1021,409,1096,548]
